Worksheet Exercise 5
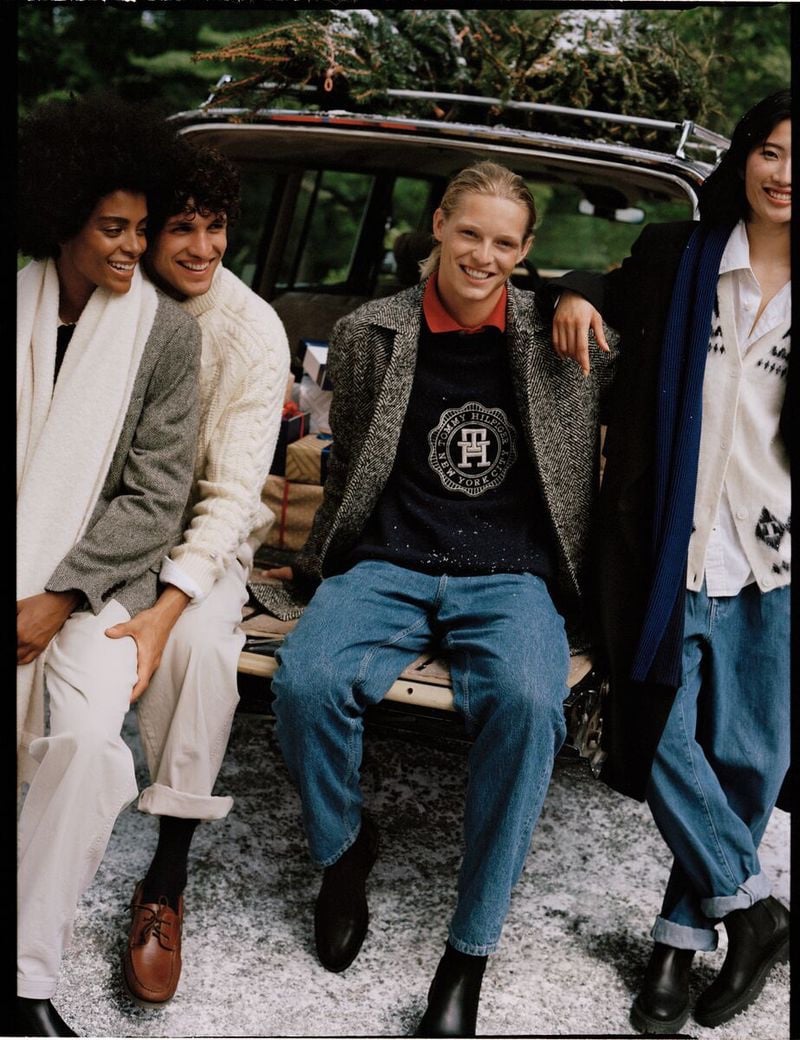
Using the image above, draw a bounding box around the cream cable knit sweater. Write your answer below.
[164,265,289,597]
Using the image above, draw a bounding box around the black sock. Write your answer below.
[141,816,199,910]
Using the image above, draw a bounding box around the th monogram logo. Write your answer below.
[427,401,517,497]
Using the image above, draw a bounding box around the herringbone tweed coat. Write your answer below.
[280,280,618,648]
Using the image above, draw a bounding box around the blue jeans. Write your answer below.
[646,582,790,950]
[272,560,570,955]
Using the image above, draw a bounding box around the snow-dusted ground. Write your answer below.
[53,709,789,1039]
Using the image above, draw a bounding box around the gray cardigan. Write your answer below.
[272,281,618,646]
[46,291,201,617]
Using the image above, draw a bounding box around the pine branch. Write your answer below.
[192,9,714,141]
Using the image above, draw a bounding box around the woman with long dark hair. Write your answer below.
[550,90,791,1034]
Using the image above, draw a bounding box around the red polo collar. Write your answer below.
[422,273,507,334]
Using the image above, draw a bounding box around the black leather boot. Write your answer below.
[694,895,789,1028]
[630,942,695,1034]
[414,942,487,1038]
[15,998,77,1037]
[314,815,379,972]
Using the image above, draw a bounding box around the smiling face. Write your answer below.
[57,190,147,302]
[432,191,532,326]
[745,119,791,228]
[147,204,228,300]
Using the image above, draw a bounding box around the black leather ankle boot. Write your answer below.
[414,942,487,1038]
[694,895,789,1028]
[314,815,379,972]
[15,997,77,1037]
[630,942,695,1034]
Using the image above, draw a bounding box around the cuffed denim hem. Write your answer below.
[701,870,772,919]
[313,821,361,869]
[651,915,718,951]
[448,929,499,957]
[17,974,57,1000]
[137,783,233,821]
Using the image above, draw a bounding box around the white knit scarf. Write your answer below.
[16,259,158,781]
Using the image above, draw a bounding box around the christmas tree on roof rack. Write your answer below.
[193,9,717,148]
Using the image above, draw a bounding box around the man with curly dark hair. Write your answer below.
[17,94,201,1037]
[102,142,289,1008]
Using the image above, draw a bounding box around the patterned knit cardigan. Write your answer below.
[273,281,618,646]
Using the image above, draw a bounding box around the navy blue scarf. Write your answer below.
[630,222,733,686]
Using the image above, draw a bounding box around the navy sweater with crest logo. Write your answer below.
[347,320,555,578]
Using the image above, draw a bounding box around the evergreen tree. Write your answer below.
[192,9,754,145]
[17,5,790,134]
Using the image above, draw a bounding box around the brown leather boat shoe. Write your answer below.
[122,881,183,1007]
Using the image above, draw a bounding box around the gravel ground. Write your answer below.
[50,709,790,1039]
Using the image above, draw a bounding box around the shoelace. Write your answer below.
[130,897,176,948]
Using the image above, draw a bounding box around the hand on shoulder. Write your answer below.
[552,290,609,376]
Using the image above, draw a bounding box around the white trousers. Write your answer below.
[17,551,249,998]
[18,599,140,998]
[136,551,248,819]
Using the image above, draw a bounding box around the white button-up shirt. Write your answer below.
[702,221,791,596]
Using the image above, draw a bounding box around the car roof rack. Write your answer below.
[203,77,730,162]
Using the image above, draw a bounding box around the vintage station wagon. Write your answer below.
[168,82,728,765]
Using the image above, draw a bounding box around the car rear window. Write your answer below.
[527,179,692,276]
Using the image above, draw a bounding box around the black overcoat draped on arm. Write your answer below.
[553,221,791,808]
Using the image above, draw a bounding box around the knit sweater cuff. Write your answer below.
[159,556,205,601]
[165,549,222,600]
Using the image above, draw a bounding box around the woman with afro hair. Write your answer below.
[17,93,201,1037]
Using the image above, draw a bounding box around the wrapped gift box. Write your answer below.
[285,432,333,486]
[270,403,310,476]
[298,373,332,433]
[262,474,324,551]
[298,338,332,390]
